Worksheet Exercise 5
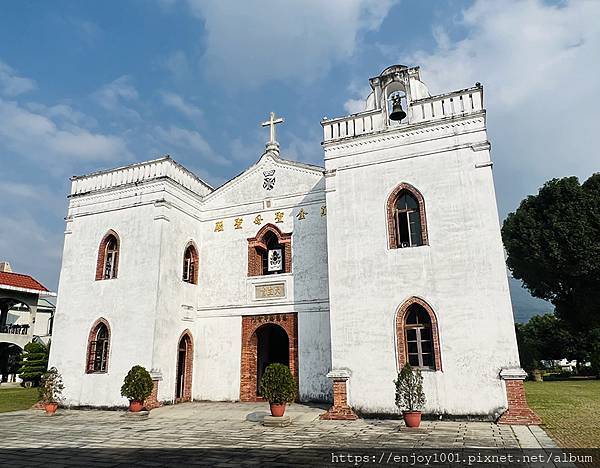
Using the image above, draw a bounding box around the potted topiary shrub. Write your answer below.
[120,365,154,412]
[395,363,426,428]
[259,363,297,417]
[39,367,64,415]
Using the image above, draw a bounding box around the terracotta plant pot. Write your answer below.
[402,411,422,428]
[44,402,58,415]
[269,403,286,417]
[129,400,144,412]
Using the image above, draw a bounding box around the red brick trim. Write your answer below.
[240,313,298,402]
[95,230,120,280]
[175,329,194,403]
[85,317,111,374]
[386,183,428,249]
[498,379,541,425]
[247,224,292,277]
[396,297,442,371]
[320,378,358,420]
[182,241,199,285]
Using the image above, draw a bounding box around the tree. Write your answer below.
[18,341,49,386]
[120,365,154,403]
[515,314,573,372]
[516,313,600,376]
[502,174,600,329]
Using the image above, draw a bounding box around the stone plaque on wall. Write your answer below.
[255,283,286,300]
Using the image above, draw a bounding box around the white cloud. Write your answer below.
[281,130,322,166]
[93,75,141,120]
[25,101,96,127]
[0,98,131,164]
[0,60,36,96]
[396,0,600,215]
[160,91,203,120]
[344,98,367,114]
[160,50,191,81]
[183,0,397,86]
[154,125,230,166]
[0,213,63,290]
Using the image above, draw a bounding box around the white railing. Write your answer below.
[322,109,384,142]
[70,157,212,197]
[409,86,483,124]
[322,85,483,143]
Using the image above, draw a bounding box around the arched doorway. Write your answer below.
[0,343,22,383]
[240,313,298,402]
[175,331,193,402]
[256,324,289,394]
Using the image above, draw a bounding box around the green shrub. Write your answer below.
[39,367,64,403]
[18,342,49,387]
[395,363,426,412]
[259,363,297,404]
[578,366,597,377]
[120,365,153,402]
[544,370,573,381]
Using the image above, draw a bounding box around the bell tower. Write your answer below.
[320,65,538,423]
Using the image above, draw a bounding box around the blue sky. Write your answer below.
[0,1,598,319]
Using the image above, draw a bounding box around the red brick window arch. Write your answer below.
[182,242,198,284]
[86,318,111,373]
[386,183,428,249]
[396,297,442,371]
[247,224,292,277]
[95,230,120,280]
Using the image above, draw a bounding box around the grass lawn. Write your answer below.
[0,386,39,413]
[525,379,600,448]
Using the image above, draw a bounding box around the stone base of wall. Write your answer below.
[497,379,541,425]
[320,406,359,420]
[320,378,358,420]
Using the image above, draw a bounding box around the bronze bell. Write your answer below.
[389,96,406,122]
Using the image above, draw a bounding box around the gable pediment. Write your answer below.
[202,152,324,210]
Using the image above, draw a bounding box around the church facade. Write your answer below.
[49,65,538,423]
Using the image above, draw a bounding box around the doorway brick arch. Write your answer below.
[240,313,298,402]
[175,330,193,402]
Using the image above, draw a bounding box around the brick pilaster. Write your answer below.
[145,370,163,410]
[497,368,541,425]
[145,379,162,410]
[320,370,358,420]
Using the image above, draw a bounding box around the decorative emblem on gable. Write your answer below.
[263,170,276,191]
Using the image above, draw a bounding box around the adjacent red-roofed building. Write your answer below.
[0,271,52,295]
[0,261,56,383]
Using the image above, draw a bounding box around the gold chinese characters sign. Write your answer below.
[255,283,286,299]
[214,205,326,233]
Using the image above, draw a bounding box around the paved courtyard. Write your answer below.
[0,402,580,467]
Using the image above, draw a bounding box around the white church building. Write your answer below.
[49,65,539,423]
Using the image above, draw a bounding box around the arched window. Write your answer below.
[261,231,284,275]
[405,305,434,368]
[247,224,292,277]
[396,298,441,371]
[387,184,428,249]
[86,319,110,373]
[182,244,198,284]
[95,231,120,280]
